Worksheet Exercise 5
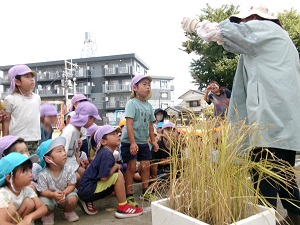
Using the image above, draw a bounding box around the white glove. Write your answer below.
[181,17,199,33]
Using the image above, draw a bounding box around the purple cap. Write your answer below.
[94,125,121,146]
[162,122,177,130]
[71,93,87,105]
[86,123,99,136]
[40,104,58,117]
[8,65,36,92]
[130,74,152,99]
[70,101,102,127]
[0,135,24,159]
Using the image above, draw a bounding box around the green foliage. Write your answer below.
[182,4,300,91]
[278,8,300,54]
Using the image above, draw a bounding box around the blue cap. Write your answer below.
[157,122,164,129]
[36,137,66,168]
[0,152,39,186]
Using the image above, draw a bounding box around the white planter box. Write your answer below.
[151,198,275,225]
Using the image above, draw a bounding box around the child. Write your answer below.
[151,122,178,180]
[0,135,29,158]
[78,125,143,218]
[121,74,159,206]
[0,100,7,124]
[71,94,90,158]
[2,64,41,154]
[0,152,47,225]
[40,104,58,143]
[60,101,101,215]
[86,123,99,162]
[36,137,79,225]
[60,101,101,180]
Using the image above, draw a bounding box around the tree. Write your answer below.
[182,4,300,91]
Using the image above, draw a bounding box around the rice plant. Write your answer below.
[162,114,300,225]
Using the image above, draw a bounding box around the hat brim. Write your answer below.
[230,10,278,23]
[70,114,89,127]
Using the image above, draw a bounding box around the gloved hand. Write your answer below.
[181,17,199,33]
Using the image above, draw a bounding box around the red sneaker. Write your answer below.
[115,203,143,219]
[78,199,98,215]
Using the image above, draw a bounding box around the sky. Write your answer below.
[0,0,299,104]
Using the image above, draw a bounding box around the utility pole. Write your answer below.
[62,60,78,110]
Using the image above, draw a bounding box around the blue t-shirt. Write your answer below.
[121,98,155,144]
[78,147,115,201]
[40,123,53,143]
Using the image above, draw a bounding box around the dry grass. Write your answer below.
[155,115,300,225]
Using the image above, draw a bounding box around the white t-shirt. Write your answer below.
[4,92,41,141]
[60,124,80,172]
[0,186,37,209]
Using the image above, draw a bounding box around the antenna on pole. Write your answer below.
[81,32,97,58]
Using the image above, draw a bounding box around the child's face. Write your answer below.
[133,79,151,99]
[163,128,178,140]
[44,115,57,126]
[15,73,35,92]
[84,116,96,128]
[13,166,33,187]
[13,142,30,157]
[101,130,120,149]
[77,138,83,149]
[47,146,67,167]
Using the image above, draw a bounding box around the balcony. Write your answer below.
[103,83,130,93]
[104,66,132,76]
[105,101,127,110]
[0,75,10,85]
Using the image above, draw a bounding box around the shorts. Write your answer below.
[84,172,118,202]
[40,191,78,211]
[25,141,39,155]
[121,142,152,163]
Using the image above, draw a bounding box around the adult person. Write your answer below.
[204,81,231,118]
[182,5,300,224]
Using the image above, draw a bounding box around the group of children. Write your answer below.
[0,65,178,225]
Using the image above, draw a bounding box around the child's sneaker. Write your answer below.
[78,198,98,215]
[126,195,138,207]
[115,203,143,218]
[63,211,79,223]
[41,213,54,225]
[140,192,159,202]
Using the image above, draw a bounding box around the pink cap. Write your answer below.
[0,135,24,158]
[70,101,102,127]
[8,65,36,92]
[40,104,58,117]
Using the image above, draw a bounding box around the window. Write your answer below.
[160,80,168,88]
[136,64,140,73]
[189,100,200,107]
[160,92,168,99]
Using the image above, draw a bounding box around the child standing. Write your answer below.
[36,137,79,225]
[0,152,47,225]
[121,74,159,206]
[78,125,143,218]
[2,64,41,154]
[40,104,58,143]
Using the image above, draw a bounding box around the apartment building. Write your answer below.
[0,53,174,125]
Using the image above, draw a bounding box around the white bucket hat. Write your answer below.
[230,5,279,23]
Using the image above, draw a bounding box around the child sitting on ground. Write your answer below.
[78,125,143,218]
[36,137,79,225]
[0,152,47,225]
[0,135,30,158]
